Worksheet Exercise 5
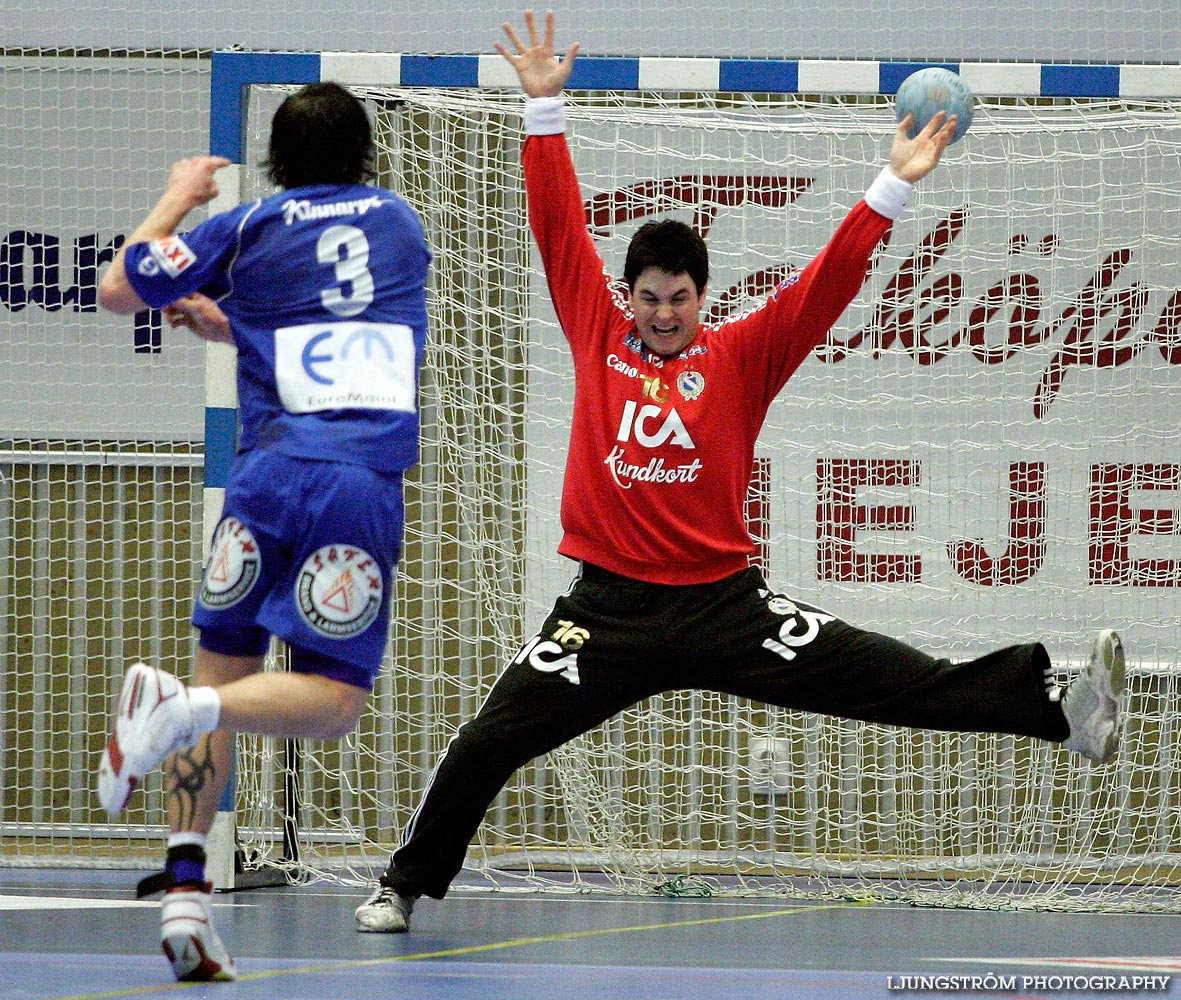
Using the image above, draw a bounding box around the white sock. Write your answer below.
[187,685,222,734]
[167,831,208,850]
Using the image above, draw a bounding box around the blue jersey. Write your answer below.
[125,183,431,473]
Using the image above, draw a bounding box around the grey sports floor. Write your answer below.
[2,868,1179,999]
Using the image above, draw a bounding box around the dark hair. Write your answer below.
[623,219,709,293]
[263,82,376,189]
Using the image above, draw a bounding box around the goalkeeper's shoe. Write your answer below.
[96,662,197,815]
[1062,629,1126,764]
[160,883,237,982]
[355,884,417,933]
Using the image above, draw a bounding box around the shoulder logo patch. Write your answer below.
[147,234,197,278]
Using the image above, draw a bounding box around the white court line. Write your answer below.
[0,894,239,911]
[936,956,1181,973]
[0,894,155,910]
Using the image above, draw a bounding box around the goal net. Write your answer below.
[224,82,1181,911]
[3,63,1180,914]
[0,52,209,866]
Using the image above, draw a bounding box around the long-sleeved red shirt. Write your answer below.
[525,128,894,585]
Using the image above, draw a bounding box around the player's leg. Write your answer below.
[355,649,623,930]
[114,511,277,986]
[149,647,376,976]
[99,452,398,980]
[203,665,373,737]
[162,648,371,839]
[95,646,370,814]
[150,648,260,984]
[822,623,1122,758]
[699,568,1119,754]
[356,564,668,931]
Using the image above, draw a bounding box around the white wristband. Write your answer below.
[864,167,913,220]
[524,95,567,135]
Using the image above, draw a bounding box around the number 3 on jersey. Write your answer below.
[318,224,374,317]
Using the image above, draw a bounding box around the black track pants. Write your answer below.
[385,564,1066,899]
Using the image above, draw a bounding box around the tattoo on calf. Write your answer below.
[167,735,218,829]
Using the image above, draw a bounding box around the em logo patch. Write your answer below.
[200,516,260,609]
[296,544,383,639]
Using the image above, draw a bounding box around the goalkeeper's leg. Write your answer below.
[709,585,1068,741]
[358,573,668,930]
[365,640,653,906]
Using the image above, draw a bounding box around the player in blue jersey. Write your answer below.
[95,81,431,983]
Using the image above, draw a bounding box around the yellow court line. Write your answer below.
[51,899,875,1000]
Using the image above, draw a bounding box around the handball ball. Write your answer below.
[894,67,974,144]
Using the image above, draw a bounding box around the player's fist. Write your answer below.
[163,292,233,344]
[164,156,233,209]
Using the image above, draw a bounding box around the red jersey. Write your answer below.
[524,129,894,586]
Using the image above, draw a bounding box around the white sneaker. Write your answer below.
[96,663,197,815]
[160,883,237,982]
[355,884,416,932]
[1062,629,1126,764]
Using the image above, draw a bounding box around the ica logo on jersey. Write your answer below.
[605,398,703,490]
[602,352,707,490]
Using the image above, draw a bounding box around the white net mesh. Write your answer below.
[3,63,1180,912]
[225,86,1181,910]
[1,53,209,866]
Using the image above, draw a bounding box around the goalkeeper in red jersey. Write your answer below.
[355,9,1125,933]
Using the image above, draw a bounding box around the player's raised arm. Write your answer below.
[495,9,580,97]
[98,155,231,314]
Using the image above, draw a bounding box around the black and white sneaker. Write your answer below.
[355,884,416,933]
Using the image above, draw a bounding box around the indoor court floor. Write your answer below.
[1,868,1179,1000]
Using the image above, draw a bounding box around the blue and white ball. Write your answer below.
[894,67,974,145]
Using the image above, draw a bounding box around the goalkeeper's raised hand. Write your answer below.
[889,110,957,183]
[495,9,580,98]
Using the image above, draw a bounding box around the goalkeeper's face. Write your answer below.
[628,267,706,359]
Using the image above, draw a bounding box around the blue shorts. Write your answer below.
[192,449,405,690]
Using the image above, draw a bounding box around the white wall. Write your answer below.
[0,58,210,439]
[7,0,1180,63]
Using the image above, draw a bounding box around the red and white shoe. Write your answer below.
[160,883,237,982]
[96,663,197,815]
